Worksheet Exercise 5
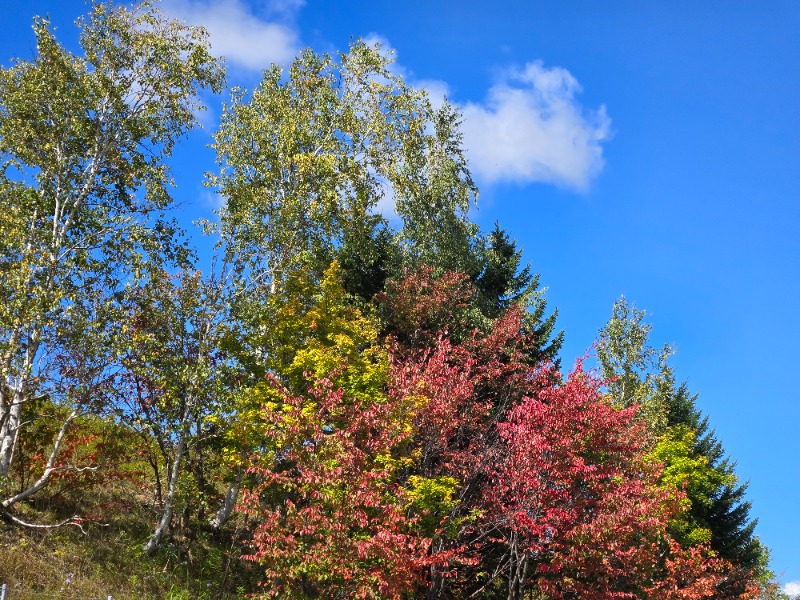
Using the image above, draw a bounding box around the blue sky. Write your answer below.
[3,0,799,590]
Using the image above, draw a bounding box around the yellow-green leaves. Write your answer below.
[252,261,387,398]
[0,0,223,497]
[405,475,460,535]
[208,40,475,292]
[648,425,734,546]
[597,297,674,435]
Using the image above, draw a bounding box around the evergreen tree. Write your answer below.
[475,224,562,365]
[666,383,769,594]
[597,298,773,596]
[336,217,399,304]
[475,224,533,318]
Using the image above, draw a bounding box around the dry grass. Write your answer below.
[0,479,258,599]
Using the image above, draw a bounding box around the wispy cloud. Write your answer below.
[161,0,302,71]
[785,581,800,598]
[460,61,611,191]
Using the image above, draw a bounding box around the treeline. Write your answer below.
[0,2,780,598]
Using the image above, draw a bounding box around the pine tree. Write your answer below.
[475,224,562,365]
[597,298,772,596]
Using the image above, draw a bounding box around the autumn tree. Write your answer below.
[238,263,431,599]
[483,364,722,599]
[380,268,565,598]
[205,43,507,556]
[0,0,224,527]
[387,311,531,598]
[379,270,720,598]
[597,297,772,597]
[229,209,741,600]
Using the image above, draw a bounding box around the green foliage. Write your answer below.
[598,296,773,593]
[337,219,400,303]
[597,297,673,434]
[0,2,778,597]
[392,101,481,277]
[647,425,732,546]
[118,267,239,552]
[209,41,433,287]
[0,0,224,508]
[475,223,562,365]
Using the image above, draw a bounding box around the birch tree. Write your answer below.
[207,41,477,294]
[0,0,223,526]
[119,268,234,555]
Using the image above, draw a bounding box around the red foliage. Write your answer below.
[378,267,480,349]
[384,269,723,598]
[484,363,722,599]
[242,267,726,599]
[239,373,430,599]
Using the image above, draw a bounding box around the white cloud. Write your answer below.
[785,581,800,597]
[460,61,611,191]
[263,0,306,19]
[374,184,399,221]
[161,0,301,71]
[357,38,610,192]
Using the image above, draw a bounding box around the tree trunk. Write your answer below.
[143,407,190,556]
[0,333,38,479]
[0,396,22,479]
[209,466,243,530]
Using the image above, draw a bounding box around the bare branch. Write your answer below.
[1,509,90,535]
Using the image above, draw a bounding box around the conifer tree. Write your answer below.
[336,217,399,304]
[666,383,770,595]
[475,223,562,365]
[597,297,772,596]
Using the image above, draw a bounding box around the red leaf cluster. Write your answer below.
[486,364,721,598]
[240,373,429,599]
[241,268,726,599]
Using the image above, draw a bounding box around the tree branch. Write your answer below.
[1,509,90,535]
[1,410,78,509]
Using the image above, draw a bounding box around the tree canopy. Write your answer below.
[0,3,780,599]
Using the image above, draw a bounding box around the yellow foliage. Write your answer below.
[224,261,390,464]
